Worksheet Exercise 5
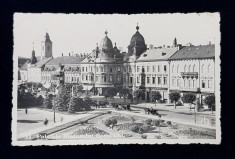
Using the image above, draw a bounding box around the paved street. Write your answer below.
[91,96,216,128]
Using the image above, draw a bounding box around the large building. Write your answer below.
[80,30,124,95]
[169,44,215,104]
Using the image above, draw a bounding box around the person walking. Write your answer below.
[44,118,48,127]
[25,108,28,114]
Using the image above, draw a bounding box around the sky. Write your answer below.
[14,13,220,58]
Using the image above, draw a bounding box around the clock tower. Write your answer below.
[41,32,53,59]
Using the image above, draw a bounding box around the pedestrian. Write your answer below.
[95,102,98,109]
[25,108,28,114]
[60,116,63,124]
[44,118,48,127]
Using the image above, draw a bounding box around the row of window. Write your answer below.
[125,76,167,85]
[82,66,121,73]
[81,75,122,83]
[171,79,213,89]
[172,64,212,73]
[124,65,167,73]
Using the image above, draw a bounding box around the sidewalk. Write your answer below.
[17,108,102,140]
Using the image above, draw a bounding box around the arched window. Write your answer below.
[188,65,191,72]
[208,64,210,73]
[184,65,187,72]
[172,65,174,73]
[193,65,196,72]
[201,65,204,73]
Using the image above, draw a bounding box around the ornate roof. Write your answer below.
[127,24,147,57]
[99,30,113,52]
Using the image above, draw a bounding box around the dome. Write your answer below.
[127,24,147,57]
[99,30,113,51]
[129,25,146,48]
[130,32,146,47]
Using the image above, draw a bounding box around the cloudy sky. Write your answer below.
[14,13,220,58]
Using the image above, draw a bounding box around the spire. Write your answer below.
[105,29,108,36]
[33,42,34,50]
[136,22,139,31]
[173,37,177,47]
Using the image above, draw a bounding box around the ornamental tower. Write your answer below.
[41,32,53,59]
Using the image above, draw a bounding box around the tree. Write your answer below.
[44,94,53,109]
[105,88,117,100]
[134,89,144,103]
[149,91,162,106]
[181,93,196,111]
[68,97,77,113]
[55,84,71,111]
[204,94,215,113]
[119,88,129,102]
[83,94,92,110]
[169,92,181,109]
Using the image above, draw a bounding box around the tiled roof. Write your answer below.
[137,47,178,62]
[31,57,53,68]
[169,44,215,60]
[46,56,85,65]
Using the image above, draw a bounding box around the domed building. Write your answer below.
[127,24,147,57]
[80,30,124,95]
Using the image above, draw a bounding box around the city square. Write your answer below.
[13,13,220,145]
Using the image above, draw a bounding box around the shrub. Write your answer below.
[144,119,152,125]
[103,118,118,129]
[167,121,172,125]
[159,123,168,127]
[151,120,160,126]
[181,93,196,110]
[139,125,152,133]
[130,125,140,133]
[104,119,112,127]
[141,134,147,139]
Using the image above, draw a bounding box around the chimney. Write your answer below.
[62,53,63,56]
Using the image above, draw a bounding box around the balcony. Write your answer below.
[181,72,198,79]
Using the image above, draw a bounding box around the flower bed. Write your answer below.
[72,126,109,136]
[174,128,215,138]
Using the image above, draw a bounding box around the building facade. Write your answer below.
[169,44,215,104]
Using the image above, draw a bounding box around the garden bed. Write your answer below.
[47,112,216,140]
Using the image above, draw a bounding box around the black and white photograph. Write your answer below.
[12,13,221,145]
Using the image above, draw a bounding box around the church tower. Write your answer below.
[41,32,53,59]
[31,42,37,64]
[173,37,177,47]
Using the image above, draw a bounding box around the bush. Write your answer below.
[166,121,172,125]
[151,120,160,126]
[139,125,152,133]
[141,134,147,139]
[104,119,112,127]
[144,119,152,125]
[103,118,118,129]
[130,125,140,133]
[36,95,44,105]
